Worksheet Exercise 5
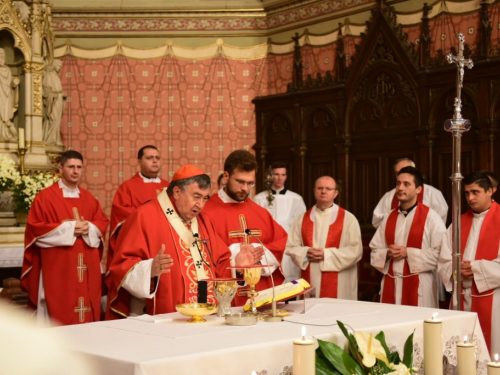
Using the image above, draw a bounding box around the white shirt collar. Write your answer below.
[139,172,161,183]
[218,188,244,204]
[58,179,80,197]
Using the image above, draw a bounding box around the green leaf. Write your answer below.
[317,339,366,375]
[376,358,392,373]
[336,321,365,368]
[402,331,414,369]
[375,331,391,360]
[316,355,341,375]
[389,350,401,365]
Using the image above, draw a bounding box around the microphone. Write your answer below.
[244,229,282,322]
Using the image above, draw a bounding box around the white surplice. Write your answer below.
[438,210,500,354]
[285,204,362,299]
[253,189,306,283]
[370,205,446,308]
[372,184,448,229]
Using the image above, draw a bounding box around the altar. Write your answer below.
[51,298,490,375]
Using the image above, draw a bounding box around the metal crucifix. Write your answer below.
[444,33,473,311]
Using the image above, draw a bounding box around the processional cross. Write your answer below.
[444,33,473,312]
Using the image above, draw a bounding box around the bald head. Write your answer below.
[394,158,415,177]
[313,176,338,210]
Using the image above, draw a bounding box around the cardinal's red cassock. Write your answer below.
[106,190,232,319]
[203,189,287,305]
[21,182,109,325]
[107,173,169,271]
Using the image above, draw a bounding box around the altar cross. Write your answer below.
[229,214,262,244]
[74,297,91,323]
[77,253,87,282]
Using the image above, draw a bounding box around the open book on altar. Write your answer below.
[243,278,312,311]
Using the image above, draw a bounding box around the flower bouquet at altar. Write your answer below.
[316,321,415,375]
[12,171,59,214]
[0,154,20,198]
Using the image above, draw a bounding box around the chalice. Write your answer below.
[210,278,239,317]
[242,265,266,315]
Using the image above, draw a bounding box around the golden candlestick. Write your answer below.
[18,147,27,175]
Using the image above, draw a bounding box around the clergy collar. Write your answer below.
[473,206,491,216]
[218,187,245,203]
[58,179,80,195]
[139,172,161,183]
[271,188,288,195]
[399,201,418,217]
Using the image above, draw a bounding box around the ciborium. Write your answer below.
[175,303,217,323]
[211,278,239,317]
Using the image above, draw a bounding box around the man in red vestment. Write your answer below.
[203,150,287,305]
[106,165,260,318]
[21,150,109,325]
[439,171,500,354]
[107,145,169,271]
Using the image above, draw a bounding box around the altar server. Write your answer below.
[21,150,109,325]
[203,150,287,304]
[106,165,259,318]
[107,145,169,270]
[370,166,446,308]
[285,176,362,299]
[253,162,306,283]
[372,158,448,228]
[438,171,500,354]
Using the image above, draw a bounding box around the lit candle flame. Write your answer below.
[251,372,257,375]
[495,353,499,362]
[432,312,438,320]
[464,335,468,343]
[301,325,306,339]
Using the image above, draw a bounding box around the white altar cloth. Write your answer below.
[0,245,23,268]
[51,299,491,375]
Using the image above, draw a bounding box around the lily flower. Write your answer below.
[388,362,411,375]
[353,331,389,368]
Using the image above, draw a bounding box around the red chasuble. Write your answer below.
[21,183,109,325]
[381,203,429,306]
[458,201,500,352]
[203,194,287,305]
[301,206,345,298]
[391,185,424,210]
[107,173,169,271]
[106,198,232,319]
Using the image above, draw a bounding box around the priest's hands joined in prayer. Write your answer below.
[151,244,174,277]
[460,260,473,279]
[387,244,407,260]
[74,216,90,236]
[306,247,325,262]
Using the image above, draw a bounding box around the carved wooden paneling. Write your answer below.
[352,157,380,227]
[304,159,336,207]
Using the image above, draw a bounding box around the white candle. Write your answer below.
[457,337,476,375]
[293,326,315,375]
[488,354,500,375]
[18,128,25,149]
[424,313,443,375]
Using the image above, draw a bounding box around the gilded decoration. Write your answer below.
[23,62,44,73]
[0,0,32,58]
[33,73,42,115]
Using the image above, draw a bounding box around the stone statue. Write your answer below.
[43,59,66,145]
[0,48,20,141]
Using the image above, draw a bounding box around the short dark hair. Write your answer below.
[60,150,83,166]
[166,174,211,195]
[397,166,424,188]
[224,150,257,176]
[479,170,498,189]
[138,145,159,159]
[463,171,493,192]
[271,161,287,170]
[217,173,224,185]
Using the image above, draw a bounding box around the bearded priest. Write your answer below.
[106,164,260,319]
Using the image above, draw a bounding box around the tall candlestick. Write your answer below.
[457,337,476,375]
[293,326,315,375]
[18,128,25,149]
[424,314,443,375]
[488,354,500,375]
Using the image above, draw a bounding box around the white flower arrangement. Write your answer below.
[13,171,59,213]
[0,154,21,194]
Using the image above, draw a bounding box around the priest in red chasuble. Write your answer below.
[203,150,287,305]
[439,171,500,354]
[107,145,169,272]
[286,176,362,300]
[106,165,260,319]
[21,150,109,325]
[370,166,446,308]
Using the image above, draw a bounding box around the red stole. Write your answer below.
[301,206,345,298]
[381,204,429,306]
[21,183,109,325]
[391,185,424,210]
[458,202,500,352]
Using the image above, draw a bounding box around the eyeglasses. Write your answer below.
[234,178,255,188]
[315,187,336,191]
